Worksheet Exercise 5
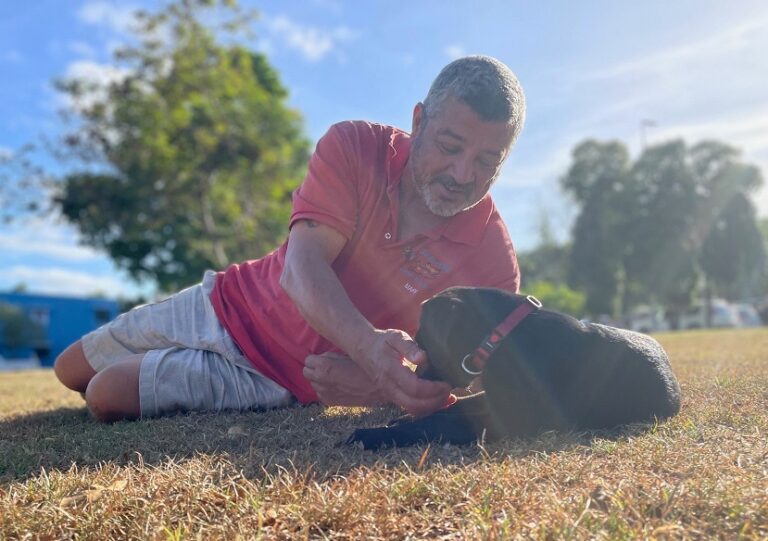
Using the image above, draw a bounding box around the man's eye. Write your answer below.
[438,142,461,154]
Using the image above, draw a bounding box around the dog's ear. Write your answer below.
[415,292,467,384]
[416,288,507,388]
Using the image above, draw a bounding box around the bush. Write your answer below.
[524,281,586,317]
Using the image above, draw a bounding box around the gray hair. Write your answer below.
[423,55,525,142]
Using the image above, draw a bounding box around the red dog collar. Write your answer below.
[461,295,542,376]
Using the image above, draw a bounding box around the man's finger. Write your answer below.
[388,386,452,417]
[384,368,452,413]
[302,363,317,381]
[387,335,428,366]
[391,363,452,397]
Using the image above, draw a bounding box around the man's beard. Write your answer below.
[409,133,491,217]
[414,173,478,217]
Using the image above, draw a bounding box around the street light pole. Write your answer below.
[640,119,657,150]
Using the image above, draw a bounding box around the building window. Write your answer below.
[27,307,50,329]
[94,309,112,325]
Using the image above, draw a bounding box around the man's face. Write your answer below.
[409,96,516,217]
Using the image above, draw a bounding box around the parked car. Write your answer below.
[678,299,740,330]
[626,306,669,334]
[733,303,762,327]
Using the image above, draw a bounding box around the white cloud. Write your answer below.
[60,60,129,112]
[0,215,153,298]
[651,110,768,154]
[0,217,103,263]
[265,15,357,62]
[0,265,128,297]
[0,146,13,160]
[444,44,466,60]
[557,11,768,200]
[4,236,98,259]
[585,15,768,83]
[77,1,139,34]
[65,59,128,86]
[573,14,768,127]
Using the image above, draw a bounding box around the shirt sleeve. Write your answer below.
[483,217,521,293]
[491,256,521,293]
[290,122,359,239]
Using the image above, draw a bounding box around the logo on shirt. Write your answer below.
[399,247,450,294]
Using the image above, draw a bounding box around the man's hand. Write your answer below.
[351,329,453,417]
[283,219,451,415]
[304,352,389,407]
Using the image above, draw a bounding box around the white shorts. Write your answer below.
[82,271,294,417]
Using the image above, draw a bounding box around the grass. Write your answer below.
[0,328,767,540]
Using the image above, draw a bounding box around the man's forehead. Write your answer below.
[433,125,512,157]
[427,98,514,147]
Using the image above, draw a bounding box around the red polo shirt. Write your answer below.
[210,121,520,404]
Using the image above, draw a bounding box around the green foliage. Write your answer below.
[561,140,633,315]
[0,302,47,351]
[626,141,701,311]
[53,0,310,292]
[0,145,53,224]
[692,142,766,300]
[561,137,765,318]
[518,242,570,287]
[518,210,572,287]
[525,281,586,316]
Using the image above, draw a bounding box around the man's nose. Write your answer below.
[451,155,474,184]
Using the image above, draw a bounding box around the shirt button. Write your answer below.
[384,232,392,240]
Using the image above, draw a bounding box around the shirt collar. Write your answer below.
[386,128,494,247]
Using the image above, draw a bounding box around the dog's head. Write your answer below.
[415,287,539,389]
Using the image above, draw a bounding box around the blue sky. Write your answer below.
[2,0,768,298]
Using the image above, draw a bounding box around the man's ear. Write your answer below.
[411,102,425,136]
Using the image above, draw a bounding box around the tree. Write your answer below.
[561,136,765,323]
[54,0,310,292]
[693,142,765,301]
[625,141,701,315]
[0,302,47,354]
[0,145,52,224]
[560,140,634,316]
[517,210,571,287]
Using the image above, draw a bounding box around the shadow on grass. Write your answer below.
[0,402,643,486]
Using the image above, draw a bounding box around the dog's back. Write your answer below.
[578,324,681,427]
[348,288,682,449]
[482,309,681,438]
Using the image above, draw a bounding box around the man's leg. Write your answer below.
[82,346,294,422]
[54,340,96,393]
[84,355,143,422]
[54,273,215,396]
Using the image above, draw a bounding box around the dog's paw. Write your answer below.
[386,414,415,427]
[345,427,398,450]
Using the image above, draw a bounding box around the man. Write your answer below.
[53,55,526,421]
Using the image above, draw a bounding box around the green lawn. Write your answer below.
[1,328,766,539]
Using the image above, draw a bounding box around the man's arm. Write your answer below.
[280,219,451,415]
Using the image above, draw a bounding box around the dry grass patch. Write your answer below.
[1,328,767,539]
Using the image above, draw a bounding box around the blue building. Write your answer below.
[0,292,119,367]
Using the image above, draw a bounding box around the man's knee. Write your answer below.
[54,341,95,392]
[84,358,142,423]
[84,377,116,423]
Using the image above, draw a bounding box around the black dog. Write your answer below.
[348,287,682,449]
